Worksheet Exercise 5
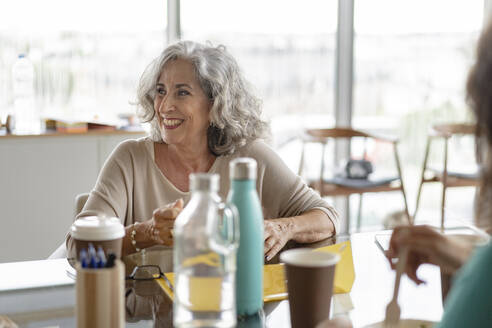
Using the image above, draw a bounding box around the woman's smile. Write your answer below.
[162,118,184,129]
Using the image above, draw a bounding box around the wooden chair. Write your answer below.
[298,127,411,231]
[414,123,481,230]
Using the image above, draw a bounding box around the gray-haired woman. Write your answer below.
[66,41,339,259]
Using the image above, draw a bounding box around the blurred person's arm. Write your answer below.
[386,225,474,284]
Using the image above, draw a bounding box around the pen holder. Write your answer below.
[76,260,125,328]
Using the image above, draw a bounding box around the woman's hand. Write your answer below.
[263,210,335,261]
[149,199,184,246]
[386,225,473,284]
[122,199,184,255]
[134,199,184,249]
[264,218,294,261]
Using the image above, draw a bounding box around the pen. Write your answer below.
[88,243,97,268]
[96,246,106,268]
[80,249,88,268]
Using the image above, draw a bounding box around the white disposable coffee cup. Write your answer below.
[71,216,125,260]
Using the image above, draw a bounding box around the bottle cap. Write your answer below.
[230,157,257,180]
[190,173,219,192]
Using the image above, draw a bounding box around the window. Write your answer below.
[181,0,338,159]
[353,0,484,227]
[0,0,167,122]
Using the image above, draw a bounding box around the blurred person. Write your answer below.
[66,41,339,259]
[387,21,492,328]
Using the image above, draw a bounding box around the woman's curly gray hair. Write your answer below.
[136,40,269,156]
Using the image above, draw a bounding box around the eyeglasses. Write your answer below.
[126,265,163,281]
[126,264,175,293]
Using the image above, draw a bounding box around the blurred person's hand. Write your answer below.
[386,225,473,284]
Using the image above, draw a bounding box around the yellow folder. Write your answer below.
[315,240,355,294]
[157,240,355,305]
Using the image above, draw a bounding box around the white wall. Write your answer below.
[0,132,146,263]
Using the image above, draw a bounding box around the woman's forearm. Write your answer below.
[122,225,137,257]
[286,209,336,244]
[122,221,157,257]
[439,235,476,274]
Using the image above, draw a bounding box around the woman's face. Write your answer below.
[154,58,211,149]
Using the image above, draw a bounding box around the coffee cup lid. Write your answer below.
[280,248,340,267]
[71,216,125,241]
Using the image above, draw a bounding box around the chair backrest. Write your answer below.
[299,127,400,179]
[430,123,482,164]
[75,193,90,216]
[306,127,371,139]
[300,127,410,227]
[305,127,398,143]
[431,123,475,138]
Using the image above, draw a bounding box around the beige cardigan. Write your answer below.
[66,137,339,252]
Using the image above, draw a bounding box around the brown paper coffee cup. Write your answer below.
[280,249,340,328]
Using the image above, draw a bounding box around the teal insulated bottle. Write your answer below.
[228,157,264,316]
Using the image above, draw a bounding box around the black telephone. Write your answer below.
[345,159,373,179]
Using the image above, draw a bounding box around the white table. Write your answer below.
[0,231,444,327]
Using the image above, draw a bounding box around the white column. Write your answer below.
[485,0,492,26]
[334,0,355,234]
[335,0,354,128]
[167,0,181,44]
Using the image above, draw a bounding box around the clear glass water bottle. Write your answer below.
[174,173,239,328]
[12,54,39,134]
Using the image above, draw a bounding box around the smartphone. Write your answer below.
[374,233,391,254]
